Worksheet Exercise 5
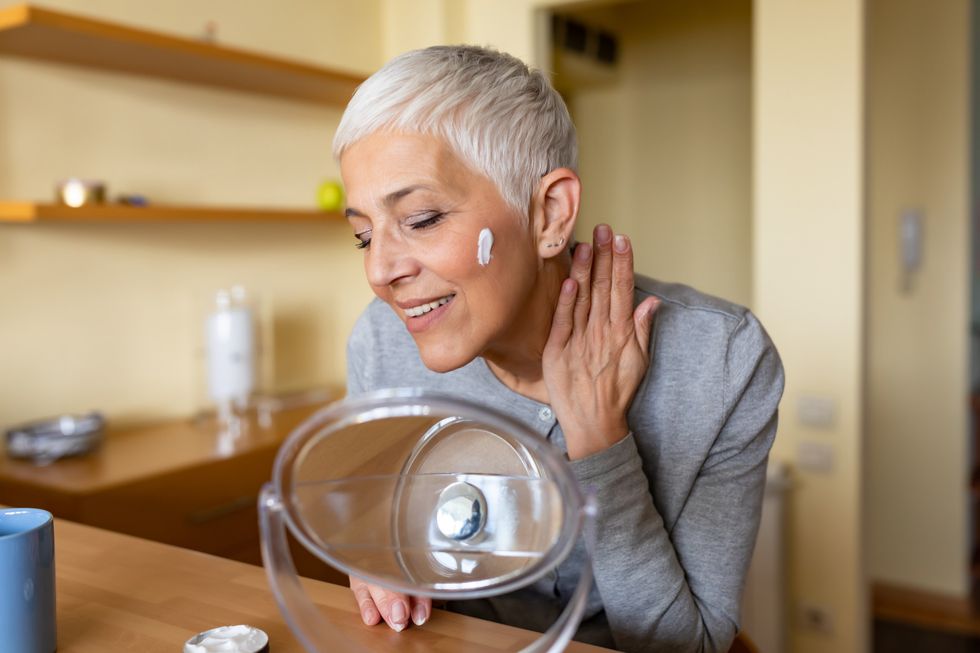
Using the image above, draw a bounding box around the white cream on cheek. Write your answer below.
[477,228,494,266]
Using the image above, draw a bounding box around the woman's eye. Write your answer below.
[409,212,445,230]
[353,213,442,250]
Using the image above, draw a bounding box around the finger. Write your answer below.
[570,242,592,332]
[546,278,578,351]
[633,297,661,358]
[350,577,381,626]
[367,584,411,632]
[610,234,635,325]
[410,595,432,627]
[589,224,613,325]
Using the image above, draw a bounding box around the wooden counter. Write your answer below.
[0,397,346,582]
[55,518,613,652]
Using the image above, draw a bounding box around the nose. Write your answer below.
[363,228,418,289]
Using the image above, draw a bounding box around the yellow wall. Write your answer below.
[755,1,867,652]
[867,0,970,596]
[0,0,380,425]
[564,0,752,307]
[381,0,466,60]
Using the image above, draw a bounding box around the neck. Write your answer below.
[482,253,570,404]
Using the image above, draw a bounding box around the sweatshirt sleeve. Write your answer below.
[568,311,784,653]
[345,305,375,396]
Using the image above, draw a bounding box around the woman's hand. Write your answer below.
[349,576,431,631]
[543,224,660,460]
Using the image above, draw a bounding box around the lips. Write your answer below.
[400,293,456,335]
[402,294,456,318]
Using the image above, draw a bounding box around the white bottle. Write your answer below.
[206,287,255,422]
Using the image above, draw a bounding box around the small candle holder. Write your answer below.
[55,178,106,208]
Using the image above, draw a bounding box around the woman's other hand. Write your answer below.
[543,224,661,460]
[349,576,431,631]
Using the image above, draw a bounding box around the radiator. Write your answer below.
[740,460,791,653]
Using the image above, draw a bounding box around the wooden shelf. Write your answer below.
[0,201,344,223]
[874,582,980,638]
[0,4,365,105]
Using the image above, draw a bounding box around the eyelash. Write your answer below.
[353,212,446,250]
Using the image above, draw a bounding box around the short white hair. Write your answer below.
[332,45,577,218]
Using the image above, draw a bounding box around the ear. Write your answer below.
[530,168,581,259]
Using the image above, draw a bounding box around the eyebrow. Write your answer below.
[345,184,432,218]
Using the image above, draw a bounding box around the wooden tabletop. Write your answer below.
[55,518,613,652]
[0,397,338,496]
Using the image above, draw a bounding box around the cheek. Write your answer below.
[432,240,477,280]
[466,233,534,311]
[426,226,489,280]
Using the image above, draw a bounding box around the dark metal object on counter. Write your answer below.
[5,412,105,465]
[116,194,149,206]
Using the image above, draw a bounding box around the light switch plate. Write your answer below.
[797,440,835,473]
[797,396,836,429]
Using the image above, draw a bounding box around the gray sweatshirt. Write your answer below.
[345,274,784,653]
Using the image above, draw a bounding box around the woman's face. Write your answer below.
[341,132,540,372]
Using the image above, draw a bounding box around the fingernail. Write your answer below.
[596,224,612,244]
[362,607,378,625]
[412,604,428,626]
[390,601,408,629]
[614,234,628,253]
[562,278,576,294]
[576,242,591,261]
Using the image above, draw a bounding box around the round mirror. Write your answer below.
[270,388,587,599]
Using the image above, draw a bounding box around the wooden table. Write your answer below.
[55,518,613,652]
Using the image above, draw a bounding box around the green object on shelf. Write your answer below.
[316,181,344,212]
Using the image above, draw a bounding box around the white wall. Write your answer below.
[866,0,970,597]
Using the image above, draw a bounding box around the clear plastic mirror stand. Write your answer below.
[259,482,597,653]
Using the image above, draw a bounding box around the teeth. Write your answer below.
[405,294,455,318]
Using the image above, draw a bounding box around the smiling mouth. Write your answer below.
[404,294,456,318]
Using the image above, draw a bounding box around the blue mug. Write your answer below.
[0,508,56,653]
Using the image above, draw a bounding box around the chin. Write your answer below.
[415,339,477,374]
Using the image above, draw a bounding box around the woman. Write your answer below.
[334,45,783,653]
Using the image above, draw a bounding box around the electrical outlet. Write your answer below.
[796,602,834,634]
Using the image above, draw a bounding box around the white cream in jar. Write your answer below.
[183,624,269,653]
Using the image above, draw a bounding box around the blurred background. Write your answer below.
[0,1,971,652]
